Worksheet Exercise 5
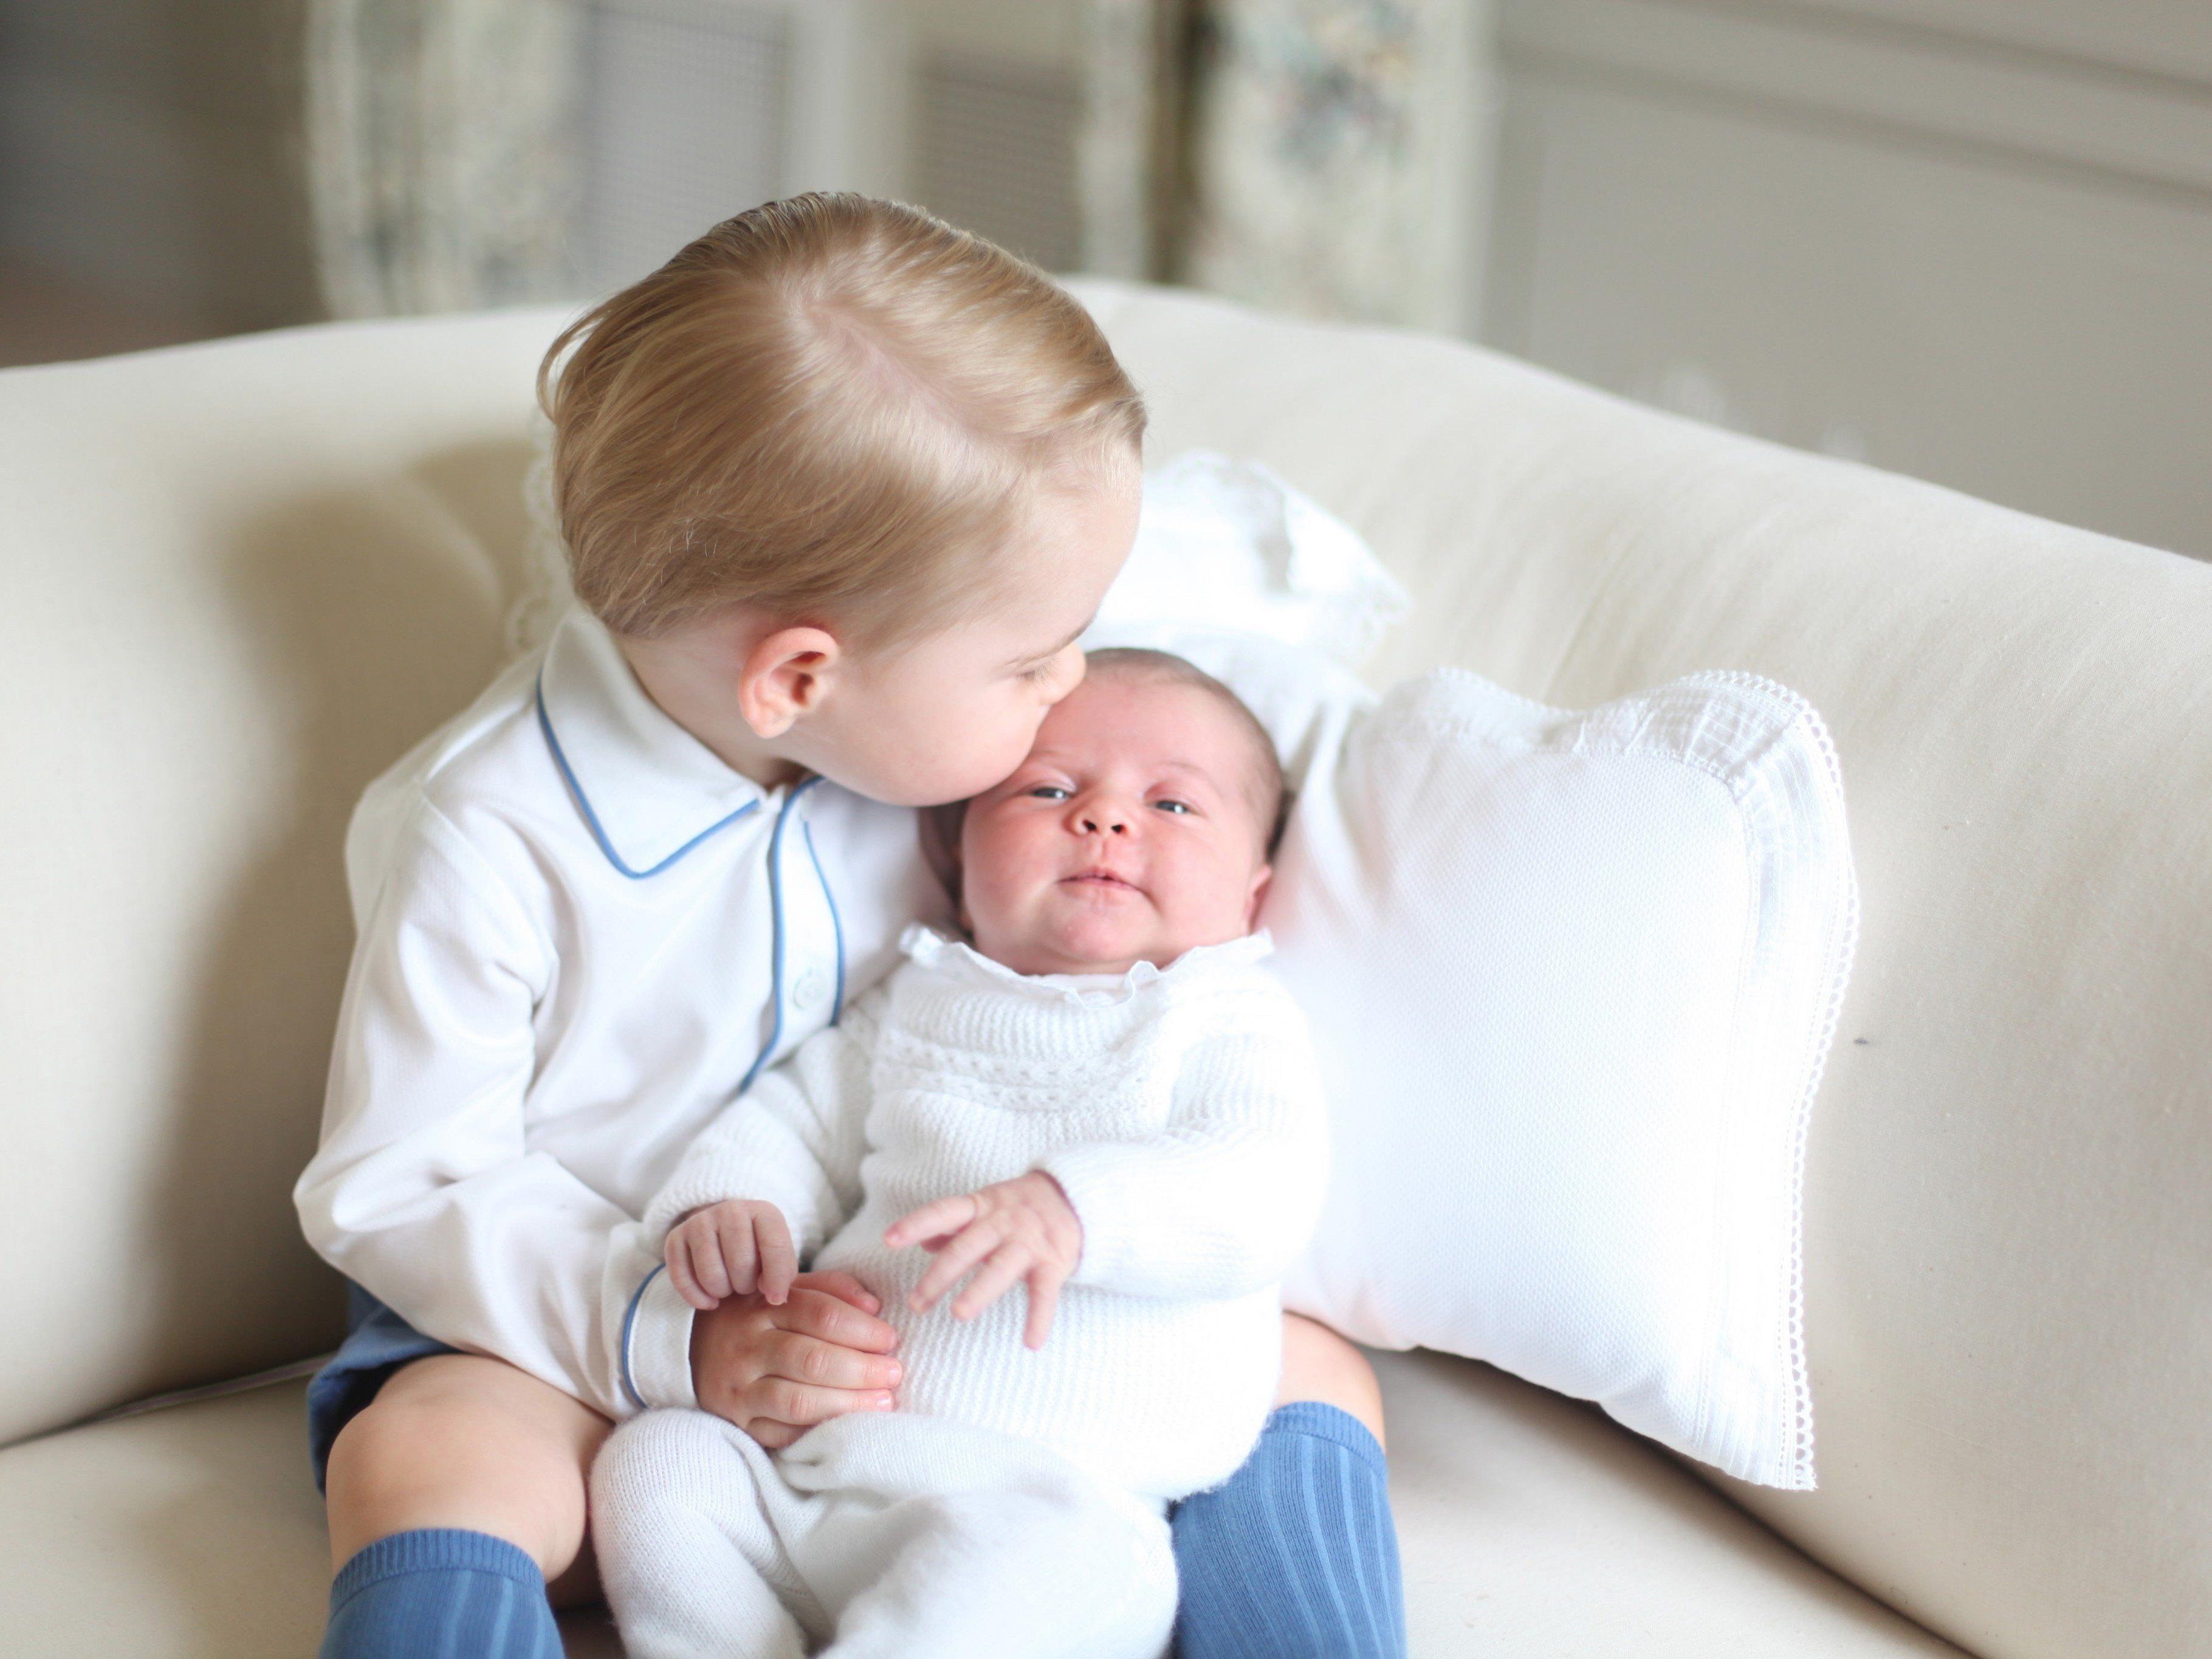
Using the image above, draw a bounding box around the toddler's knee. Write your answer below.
[1276,1313,1387,1448]
[325,1361,597,1575]
[325,1381,455,1500]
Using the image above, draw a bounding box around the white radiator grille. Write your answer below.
[915,53,1081,273]
[582,0,791,290]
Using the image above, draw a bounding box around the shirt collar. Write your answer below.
[535,608,774,877]
[899,922,1274,1003]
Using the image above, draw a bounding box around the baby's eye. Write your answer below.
[1020,659,1060,683]
[1026,785,1071,802]
[1152,798,1195,816]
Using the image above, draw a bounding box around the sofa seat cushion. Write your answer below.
[0,1353,1958,1657]
[1378,1350,1962,1654]
[0,1374,618,1657]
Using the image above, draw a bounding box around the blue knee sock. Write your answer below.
[1171,1402,1407,1659]
[320,1529,564,1659]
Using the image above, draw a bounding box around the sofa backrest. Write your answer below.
[0,309,561,1437]
[1,283,2203,1656]
[1063,280,2212,1659]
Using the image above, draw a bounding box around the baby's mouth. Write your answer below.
[1062,866,1141,894]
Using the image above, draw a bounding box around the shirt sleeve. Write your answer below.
[639,995,881,1257]
[1039,987,1331,1302]
[294,799,665,1421]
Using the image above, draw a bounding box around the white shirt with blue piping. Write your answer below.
[294,606,949,1418]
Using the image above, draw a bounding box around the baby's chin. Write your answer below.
[970,907,1222,979]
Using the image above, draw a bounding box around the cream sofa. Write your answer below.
[1,280,2205,1658]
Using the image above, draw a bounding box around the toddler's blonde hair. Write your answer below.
[538,193,1146,644]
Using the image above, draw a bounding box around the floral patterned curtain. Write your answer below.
[1171,0,1492,331]
[305,0,584,317]
[1079,0,1191,280]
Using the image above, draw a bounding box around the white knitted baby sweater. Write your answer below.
[645,924,1329,1501]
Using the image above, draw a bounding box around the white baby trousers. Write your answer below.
[592,1407,1179,1659]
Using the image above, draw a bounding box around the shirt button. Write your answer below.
[792,966,830,1012]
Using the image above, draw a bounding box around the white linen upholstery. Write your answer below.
[0,280,2205,1655]
[0,317,546,1440]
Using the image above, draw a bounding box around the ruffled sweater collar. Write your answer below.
[898,924,1274,1008]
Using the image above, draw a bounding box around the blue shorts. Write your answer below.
[306,1284,457,1491]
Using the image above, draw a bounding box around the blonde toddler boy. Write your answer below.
[294,196,1402,1659]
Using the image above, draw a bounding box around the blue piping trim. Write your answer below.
[535,673,761,879]
[617,1263,663,1410]
[735,777,824,1097]
[802,820,846,1026]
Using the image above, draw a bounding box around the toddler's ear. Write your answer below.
[737,625,841,737]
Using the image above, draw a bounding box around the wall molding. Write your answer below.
[1499,0,2212,204]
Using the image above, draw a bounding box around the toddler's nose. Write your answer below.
[1076,810,1129,837]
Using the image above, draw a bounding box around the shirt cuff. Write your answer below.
[619,1265,698,1412]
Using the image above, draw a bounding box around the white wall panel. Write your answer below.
[1485,0,2212,562]
[1753,0,2212,86]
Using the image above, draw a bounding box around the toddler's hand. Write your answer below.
[691,1269,902,1449]
[885,1172,1083,1349]
[665,1198,797,1310]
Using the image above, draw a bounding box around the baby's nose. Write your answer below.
[1077,811,1129,836]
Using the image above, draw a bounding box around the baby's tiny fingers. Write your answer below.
[755,1212,797,1306]
[666,1241,714,1311]
[1023,1271,1062,1350]
[714,1221,758,1297]
[687,1228,733,1301]
[952,1243,1032,1322]
[911,1222,1001,1310]
[885,1192,979,1250]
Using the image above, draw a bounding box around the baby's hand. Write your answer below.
[665,1198,797,1311]
[885,1172,1083,1349]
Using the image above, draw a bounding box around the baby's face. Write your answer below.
[959,672,1274,977]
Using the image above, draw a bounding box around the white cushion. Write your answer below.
[1096,449,1409,667]
[1263,666,1852,1489]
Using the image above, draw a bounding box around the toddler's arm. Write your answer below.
[296,808,661,1420]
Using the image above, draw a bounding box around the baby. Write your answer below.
[590,648,1329,1659]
